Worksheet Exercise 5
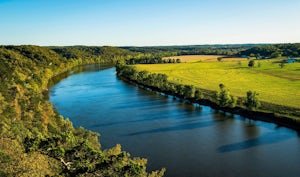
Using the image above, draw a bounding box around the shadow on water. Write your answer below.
[217,131,294,153]
[90,106,208,128]
[124,119,225,136]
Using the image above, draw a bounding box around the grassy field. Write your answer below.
[136,57,300,109]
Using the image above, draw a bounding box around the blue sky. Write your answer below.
[0,0,299,46]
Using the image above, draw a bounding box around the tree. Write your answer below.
[248,60,255,67]
[244,91,261,110]
[194,89,203,100]
[183,85,195,99]
[215,84,235,107]
[175,84,185,97]
[271,52,282,58]
[229,95,237,108]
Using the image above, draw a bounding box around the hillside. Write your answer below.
[0,45,164,176]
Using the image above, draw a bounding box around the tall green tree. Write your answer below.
[244,91,261,110]
[215,84,235,107]
[183,85,195,99]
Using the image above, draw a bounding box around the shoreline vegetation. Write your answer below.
[116,63,300,131]
[0,45,165,176]
[1,43,300,176]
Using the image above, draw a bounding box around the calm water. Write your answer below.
[50,65,300,177]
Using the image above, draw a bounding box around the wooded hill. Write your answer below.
[0,45,165,177]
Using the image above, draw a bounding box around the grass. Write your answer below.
[136,57,300,109]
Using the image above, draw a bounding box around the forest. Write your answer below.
[0,45,165,176]
[239,43,300,58]
[122,43,300,58]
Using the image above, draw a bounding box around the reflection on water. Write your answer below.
[50,66,300,177]
[48,64,112,88]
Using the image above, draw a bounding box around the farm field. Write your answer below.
[136,57,300,109]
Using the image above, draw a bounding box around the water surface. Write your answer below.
[50,66,300,177]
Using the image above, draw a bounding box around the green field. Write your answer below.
[136,58,300,109]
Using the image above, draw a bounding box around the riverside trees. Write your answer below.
[116,64,262,112]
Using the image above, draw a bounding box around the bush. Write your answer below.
[248,60,255,67]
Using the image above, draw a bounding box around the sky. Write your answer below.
[0,0,300,46]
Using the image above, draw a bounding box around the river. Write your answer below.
[49,65,300,177]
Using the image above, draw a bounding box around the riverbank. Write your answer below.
[50,66,300,177]
[136,60,300,111]
[0,46,165,176]
[116,64,300,131]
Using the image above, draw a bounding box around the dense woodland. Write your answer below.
[0,45,165,176]
[122,43,300,58]
[121,44,259,56]
[1,43,299,176]
[240,43,300,58]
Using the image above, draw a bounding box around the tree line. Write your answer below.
[121,44,259,57]
[126,57,181,65]
[121,43,300,59]
[239,43,300,58]
[116,63,261,111]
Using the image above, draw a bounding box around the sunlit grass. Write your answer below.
[136,59,300,108]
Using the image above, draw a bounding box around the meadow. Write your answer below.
[136,56,300,109]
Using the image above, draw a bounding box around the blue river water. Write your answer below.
[49,65,300,177]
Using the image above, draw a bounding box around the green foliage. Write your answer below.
[244,91,261,110]
[121,44,255,56]
[248,60,255,67]
[50,46,131,64]
[240,43,300,58]
[0,151,11,163]
[183,85,195,99]
[0,45,164,176]
[194,89,204,100]
[117,64,193,100]
[215,84,235,107]
[127,56,164,64]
